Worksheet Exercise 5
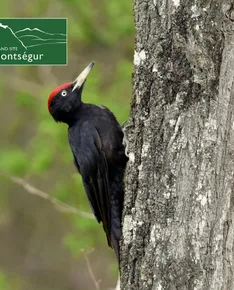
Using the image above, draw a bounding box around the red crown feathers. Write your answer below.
[48,82,72,112]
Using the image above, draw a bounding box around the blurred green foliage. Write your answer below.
[0,272,10,290]
[0,0,133,289]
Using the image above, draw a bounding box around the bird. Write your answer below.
[47,61,128,262]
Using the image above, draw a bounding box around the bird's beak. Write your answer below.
[72,61,95,92]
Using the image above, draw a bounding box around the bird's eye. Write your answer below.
[61,90,67,97]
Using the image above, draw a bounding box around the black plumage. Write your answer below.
[48,62,128,260]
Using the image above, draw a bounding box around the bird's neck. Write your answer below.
[67,101,86,126]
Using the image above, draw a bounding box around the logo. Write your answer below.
[0,18,67,65]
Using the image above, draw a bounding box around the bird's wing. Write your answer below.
[69,122,111,246]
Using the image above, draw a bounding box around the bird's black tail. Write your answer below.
[109,167,125,263]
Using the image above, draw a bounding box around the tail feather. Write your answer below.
[111,213,121,262]
[109,167,125,264]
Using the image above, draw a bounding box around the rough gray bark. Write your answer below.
[121,1,234,289]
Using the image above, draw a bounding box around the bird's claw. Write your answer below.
[121,120,127,129]
[121,120,129,157]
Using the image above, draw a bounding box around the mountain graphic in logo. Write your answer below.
[0,23,66,50]
[0,18,67,65]
[0,23,26,52]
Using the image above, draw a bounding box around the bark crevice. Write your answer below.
[121,1,234,290]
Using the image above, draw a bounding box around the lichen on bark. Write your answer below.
[121,1,234,289]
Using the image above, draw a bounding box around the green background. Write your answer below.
[0,1,133,290]
[0,18,67,65]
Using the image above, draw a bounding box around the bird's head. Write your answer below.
[48,61,95,123]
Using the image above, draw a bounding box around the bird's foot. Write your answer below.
[121,120,127,129]
[121,120,130,157]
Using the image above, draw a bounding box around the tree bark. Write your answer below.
[121,1,234,289]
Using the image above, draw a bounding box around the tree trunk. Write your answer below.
[121,1,234,289]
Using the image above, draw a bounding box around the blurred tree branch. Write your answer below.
[0,73,44,98]
[83,249,101,290]
[0,74,45,99]
[82,249,121,290]
[0,173,95,220]
[38,66,58,87]
[114,276,120,290]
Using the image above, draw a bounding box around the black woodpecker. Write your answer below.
[48,62,128,262]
